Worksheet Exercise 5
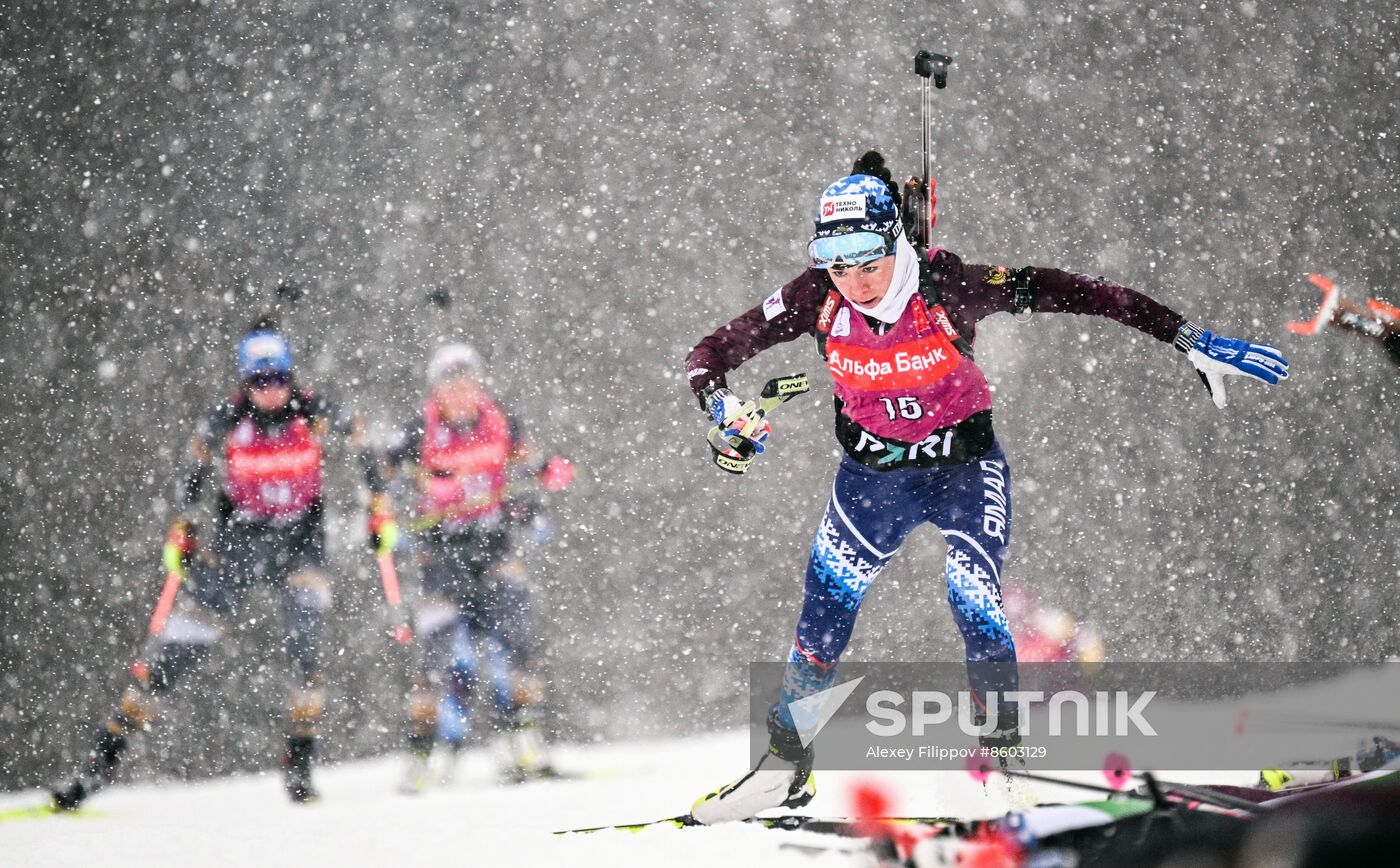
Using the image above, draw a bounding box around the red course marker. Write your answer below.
[965,753,996,785]
[1102,751,1133,791]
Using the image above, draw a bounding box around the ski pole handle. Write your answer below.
[758,372,812,404]
[706,373,810,474]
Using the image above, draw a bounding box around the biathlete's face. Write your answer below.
[829,255,896,307]
[435,376,482,422]
[245,373,292,412]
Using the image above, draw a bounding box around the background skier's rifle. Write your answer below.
[1288,273,1400,343]
[902,49,952,250]
[706,374,810,474]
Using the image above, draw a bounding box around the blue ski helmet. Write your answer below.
[808,174,903,269]
[237,330,293,380]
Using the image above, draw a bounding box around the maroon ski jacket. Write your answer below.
[686,248,1186,404]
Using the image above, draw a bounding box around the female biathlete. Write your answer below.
[52,317,384,808]
[683,151,1289,824]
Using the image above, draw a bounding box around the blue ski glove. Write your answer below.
[1175,322,1290,409]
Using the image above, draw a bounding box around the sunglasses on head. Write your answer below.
[245,371,291,389]
[808,230,895,270]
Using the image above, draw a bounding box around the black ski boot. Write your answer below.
[976,705,1023,773]
[282,734,319,804]
[51,727,130,811]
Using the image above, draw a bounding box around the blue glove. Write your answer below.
[1175,322,1290,409]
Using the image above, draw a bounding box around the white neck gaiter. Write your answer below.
[847,234,920,324]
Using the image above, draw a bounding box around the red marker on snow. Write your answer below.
[1102,752,1132,792]
[965,753,996,785]
[848,779,940,865]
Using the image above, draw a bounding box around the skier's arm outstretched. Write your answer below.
[948,256,1290,408]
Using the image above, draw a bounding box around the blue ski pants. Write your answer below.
[776,442,1017,728]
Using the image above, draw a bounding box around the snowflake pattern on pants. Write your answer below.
[776,640,840,730]
[945,546,1013,650]
[811,513,888,611]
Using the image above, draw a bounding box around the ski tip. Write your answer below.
[0,803,101,823]
[553,815,693,835]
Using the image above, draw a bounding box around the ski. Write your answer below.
[0,803,102,823]
[555,813,962,836]
[499,766,593,785]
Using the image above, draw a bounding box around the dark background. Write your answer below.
[2,0,1396,788]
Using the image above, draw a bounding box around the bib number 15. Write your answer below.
[880,396,924,421]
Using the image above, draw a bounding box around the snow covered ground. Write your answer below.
[0,730,1259,868]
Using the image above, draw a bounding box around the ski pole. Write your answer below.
[375,549,413,645]
[130,568,183,683]
[1288,273,1400,340]
[991,766,1263,815]
[130,521,195,681]
[707,373,811,475]
[147,569,182,637]
[365,493,413,644]
[1287,274,1342,335]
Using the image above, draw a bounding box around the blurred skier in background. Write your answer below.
[1000,587,1103,665]
[52,316,387,808]
[683,151,1290,824]
[376,342,571,793]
